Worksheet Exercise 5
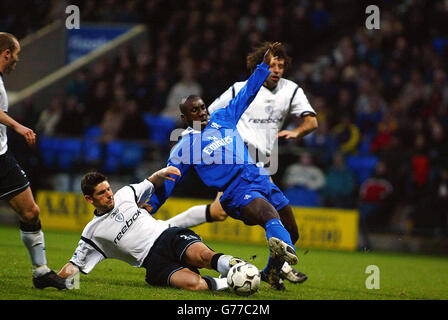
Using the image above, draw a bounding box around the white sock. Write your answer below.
[281,262,292,274]
[20,230,50,277]
[166,205,207,228]
[213,277,228,290]
[216,255,232,277]
[203,276,228,291]
[33,265,51,278]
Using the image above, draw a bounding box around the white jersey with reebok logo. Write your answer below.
[208,78,316,157]
[69,179,169,274]
[0,74,9,155]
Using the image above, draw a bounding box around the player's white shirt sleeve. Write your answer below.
[0,75,9,155]
[128,178,155,203]
[288,85,316,117]
[69,238,106,274]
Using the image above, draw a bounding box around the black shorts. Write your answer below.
[0,151,30,200]
[142,227,203,287]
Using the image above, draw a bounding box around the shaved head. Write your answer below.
[179,95,209,130]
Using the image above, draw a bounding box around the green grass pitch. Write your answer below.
[0,225,447,300]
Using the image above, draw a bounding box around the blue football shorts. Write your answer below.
[219,171,290,224]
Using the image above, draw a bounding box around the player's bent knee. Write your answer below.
[21,204,40,225]
[171,271,208,291]
[210,203,228,222]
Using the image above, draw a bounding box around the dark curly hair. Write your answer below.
[81,172,108,197]
[246,42,292,73]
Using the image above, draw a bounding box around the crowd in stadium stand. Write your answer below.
[7,0,448,236]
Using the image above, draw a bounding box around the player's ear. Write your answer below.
[84,195,94,205]
[1,49,10,60]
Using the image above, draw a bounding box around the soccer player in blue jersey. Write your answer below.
[147,43,299,289]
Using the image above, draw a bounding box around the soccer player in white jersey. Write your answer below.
[0,32,66,289]
[165,42,318,289]
[57,166,249,292]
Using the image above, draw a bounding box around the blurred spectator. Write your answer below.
[65,69,89,101]
[430,167,448,236]
[369,111,398,154]
[35,96,63,136]
[303,118,337,166]
[322,152,356,208]
[283,152,325,207]
[118,100,150,141]
[407,133,431,234]
[331,114,360,154]
[148,77,169,115]
[310,0,330,32]
[99,88,127,142]
[400,69,426,117]
[427,117,448,170]
[55,96,86,136]
[85,80,111,126]
[358,161,394,250]
[163,59,202,120]
[127,69,151,111]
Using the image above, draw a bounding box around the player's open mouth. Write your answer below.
[271,76,279,81]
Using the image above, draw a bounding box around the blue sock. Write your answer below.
[264,218,294,248]
[263,218,294,274]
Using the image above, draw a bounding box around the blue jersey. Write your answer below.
[149,62,271,213]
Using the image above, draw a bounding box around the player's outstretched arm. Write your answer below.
[278,115,318,140]
[0,109,36,147]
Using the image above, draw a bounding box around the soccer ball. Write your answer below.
[227,262,260,296]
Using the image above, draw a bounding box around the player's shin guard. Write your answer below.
[20,220,50,277]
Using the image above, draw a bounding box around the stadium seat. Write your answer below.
[103,141,144,173]
[284,186,321,207]
[83,139,103,164]
[346,155,378,184]
[104,141,123,173]
[120,141,144,168]
[143,113,176,146]
[84,125,102,139]
[56,138,83,170]
[39,136,60,168]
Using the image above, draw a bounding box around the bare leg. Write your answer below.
[7,186,40,224]
[6,187,54,280]
[169,268,210,290]
[171,242,229,291]
[209,192,228,222]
